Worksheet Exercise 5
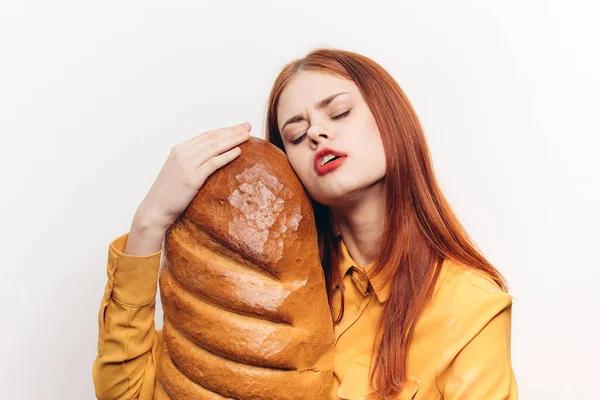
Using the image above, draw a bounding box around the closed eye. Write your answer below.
[332,110,351,120]
[291,110,352,145]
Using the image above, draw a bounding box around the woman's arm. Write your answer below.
[436,272,518,399]
[92,228,163,400]
[91,122,251,398]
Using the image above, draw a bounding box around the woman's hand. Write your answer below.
[125,122,252,256]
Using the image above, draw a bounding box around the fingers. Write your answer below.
[166,122,251,190]
[192,122,251,163]
[191,146,242,187]
[179,122,251,150]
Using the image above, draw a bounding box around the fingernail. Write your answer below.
[242,122,251,129]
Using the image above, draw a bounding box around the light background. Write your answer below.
[1,1,598,399]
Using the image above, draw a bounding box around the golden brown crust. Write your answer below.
[156,137,334,399]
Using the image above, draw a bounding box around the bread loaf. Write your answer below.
[155,137,335,399]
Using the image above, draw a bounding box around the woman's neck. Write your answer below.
[329,181,386,267]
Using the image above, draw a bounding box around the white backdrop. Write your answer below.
[1,1,598,399]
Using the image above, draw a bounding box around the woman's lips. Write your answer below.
[315,155,347,176]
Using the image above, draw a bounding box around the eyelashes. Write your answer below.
[291,134,306,145]
[291,110,352,145]
[332,110,351,121]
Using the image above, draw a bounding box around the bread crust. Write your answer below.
[156,137,334,399]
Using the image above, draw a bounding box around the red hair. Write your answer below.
[265,48,509,399]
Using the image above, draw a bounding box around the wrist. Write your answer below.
[125,219,165,257]
[133,205,169,235]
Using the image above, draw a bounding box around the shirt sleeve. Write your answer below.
[436,281,518,399]
[92,232,163,400]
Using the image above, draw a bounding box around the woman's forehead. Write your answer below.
[281,71,355,103]
[277,72,357,123]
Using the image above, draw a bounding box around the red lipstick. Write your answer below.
[314,147,347,176]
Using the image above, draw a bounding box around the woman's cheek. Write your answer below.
[289,156,308,181]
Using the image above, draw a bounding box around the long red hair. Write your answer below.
[265,48,509,399]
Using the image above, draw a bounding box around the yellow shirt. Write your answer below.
[93,233,518,399]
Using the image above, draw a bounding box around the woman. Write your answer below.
[93,49,517,399]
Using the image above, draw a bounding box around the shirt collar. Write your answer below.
[337,234,391,303]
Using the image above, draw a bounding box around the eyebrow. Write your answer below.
[280,91,349,133]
